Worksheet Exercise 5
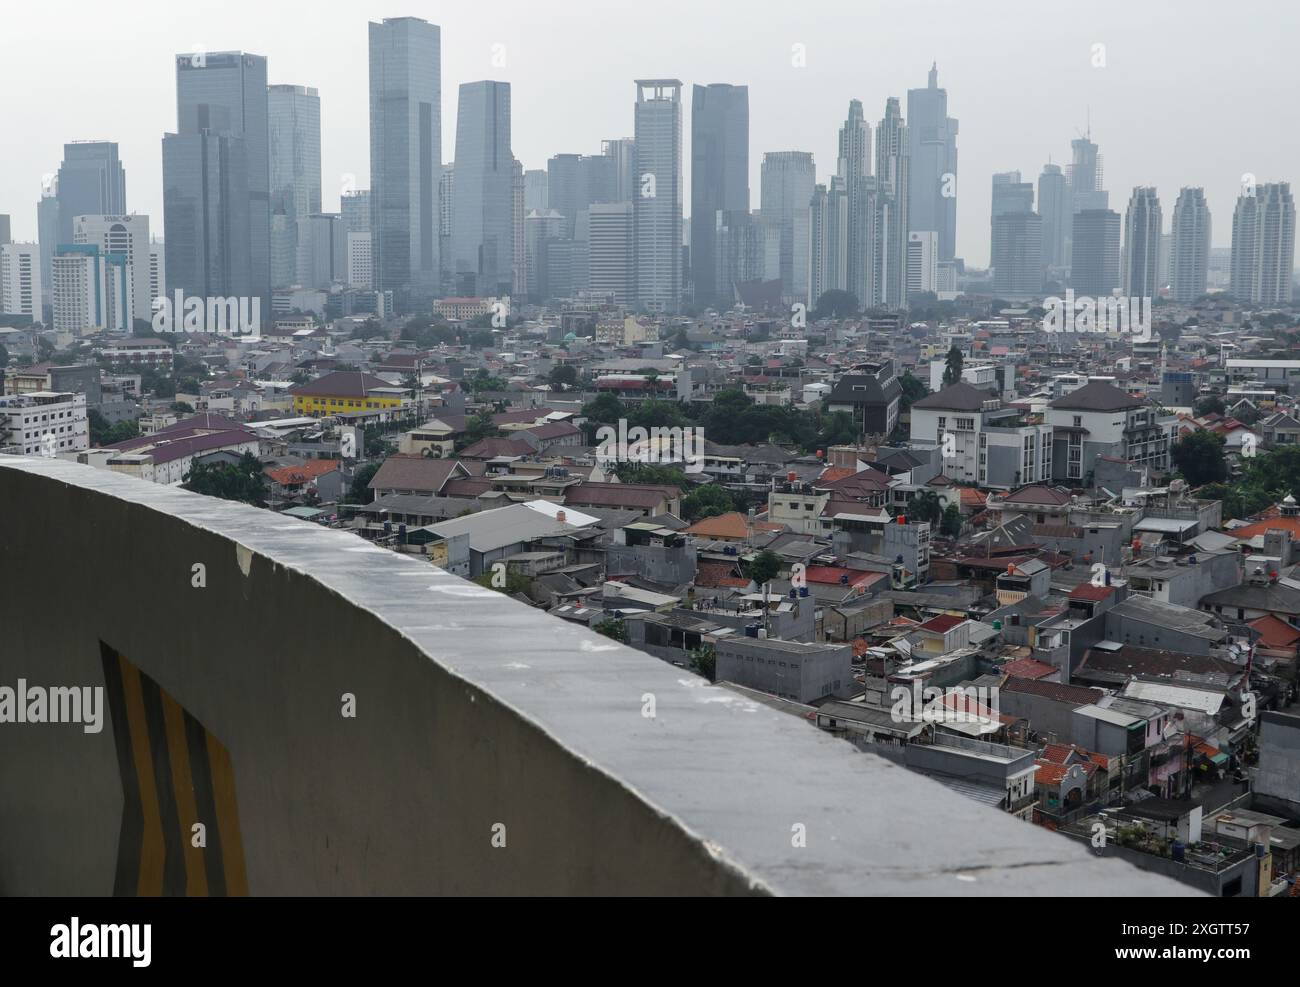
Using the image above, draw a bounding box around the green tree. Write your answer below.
[744,549,782,586]
[689,645,716,682]
[1194,394,1226,417]
[593,618,626,644]
[898,371,929,412]
[1171,430,1227,487]
[910,489,943,525]
[548,364,578,390]
[182,451,267,507]
[939,502,963,537]
[812,289,860,320]
[941,345,964,387]
[681,484,733,522]
[347,462,381,504]
[458,412,502,450]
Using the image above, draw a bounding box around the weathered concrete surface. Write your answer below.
[0,457,1200,895]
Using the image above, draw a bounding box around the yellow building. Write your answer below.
[289,371,408,417]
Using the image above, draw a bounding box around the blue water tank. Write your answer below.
[799,587,809,598]
[1172,841,1185,862]
[744,624,759,638]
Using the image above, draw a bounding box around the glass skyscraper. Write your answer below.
[451,80,514,298]
[369,16,441,303]
[632,80,682,314]
[268,85,321,288]
[906,64,958,263]
[55,142,127,248]
[690,83,749,307]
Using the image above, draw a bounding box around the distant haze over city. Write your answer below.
[4,0,1297,265]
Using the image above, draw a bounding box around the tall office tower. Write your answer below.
[632,80,683,314]
[511,158,526,298]
[809,179,849,304]
[163,51,269,309]
[347,232,373,288]
[0,243,43,320]
[906,230,938,296]
[875,97,909,308]
[341,190,371,235]
[524,169,548,212]
[836,100,872,305]
[1158,233,1172,288]
[1071,208,1121,296]
[990,212,1044,297]
[450,81,513,298]
[603,138,636,202]
[0,216,10,244]
[690,83,749,306]
[52,244,133,334]
[438,163,454,285]
[990,171,1034,263]
[1231,182,1296,304]
[1038,163,1069,269]
[73,214,152,322]
[268,84,321,288]
[148,240,165,305]
[55,142,128,248]
[369,16,441,302]
[1122,187,1162,298]
[304,213,346,287]
[546,151,619,240]
[1169,187,1211,303]
[525,208,565,298]
[760,152,815,304]
[588,201,634,304]
[1068,131,1106,212]
[906,63,958,262]
[37,189,60,298]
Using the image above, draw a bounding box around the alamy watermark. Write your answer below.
[890,681,1001,725]
[1042,290,1152,342]
[595,420,706,474]
[152,291,261,336]
[0,680,104,733]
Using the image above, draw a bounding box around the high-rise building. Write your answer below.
[990,171,1033,265]
[1071,208,1121,297]
[1169,187,1211,303]
[602,139,636,202]
[809,179,849,305]
[760,152,815,304]
[512,158,526,298]
[906,230,938,296]
[524,169,548,212]
[632,80,683,314]
[1069,132,1106,212]
[268,84,321,289]
[1122,187,1162,298]
[525,208,565,299]
[0,243,43,320]
[875,97,909,308]
[991,212,1044,297]
[341,190,370,235]
[55,142,127,248]
[164,51,269,310]
[0,216,10,245]
[37,190,60,303]
[72,214,152,322]
[304,213,346,287]
[588,201,634,305]
[148,240,165,309]
[347,232,372,288]
[837,100,873,307]
[451,80,513,298]
[906,63,958,263]
[52,244,133,334]
[690,83,749,306]
[1230,182,1296,304]
[1038,163,1069,270]
[369,16,441,301]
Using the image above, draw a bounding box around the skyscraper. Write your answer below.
[0,243,43,320]
[1169,187,1211,303]
[164,51,270,310]
[991,212,1044,297]
[451,80,513,297]
[809,179,849,305]
[524,169,548,212]
[602,139,636,202]
[512,158,526,298]
[1038,163,1069,270]
[875,97,909,308]
[588,201,634,304]
[1072,208,1121,297]
[55,142,127,248]
[1069,132,1106,212]
[369,16,441,301]
[760,152,815,305]
[1231,182,1296,304]
[73,214,152,322]
[836,100,872,307]
[1122,187,1162,298]
[990,171,1034,265]
[906,230,938,296]
[690,83,749,307]
[906,63,958,263]
[632,80,682,314]
[268,85,322,289]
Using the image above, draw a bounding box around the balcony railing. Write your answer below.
[0,456,1199,896]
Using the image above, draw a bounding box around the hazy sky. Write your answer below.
[4,0,1297,266]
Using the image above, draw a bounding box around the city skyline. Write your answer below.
[4,0,1297,268]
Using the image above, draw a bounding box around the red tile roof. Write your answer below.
[1000,657,1057,680]
[265,460,339,486]
[1069,583,1116,601]
[918,614,964,633]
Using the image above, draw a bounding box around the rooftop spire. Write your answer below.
[928,62,938,87]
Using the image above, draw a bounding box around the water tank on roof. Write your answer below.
[789,589,797,599]
[799,586,809,598]
[744,624,759,638]
[992,619,1003,631]
[840,574,849,585]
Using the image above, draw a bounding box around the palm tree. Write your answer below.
[911,490,943,525]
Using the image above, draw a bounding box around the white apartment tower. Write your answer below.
[1169,187,1211,303]
[0,243,44,321]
